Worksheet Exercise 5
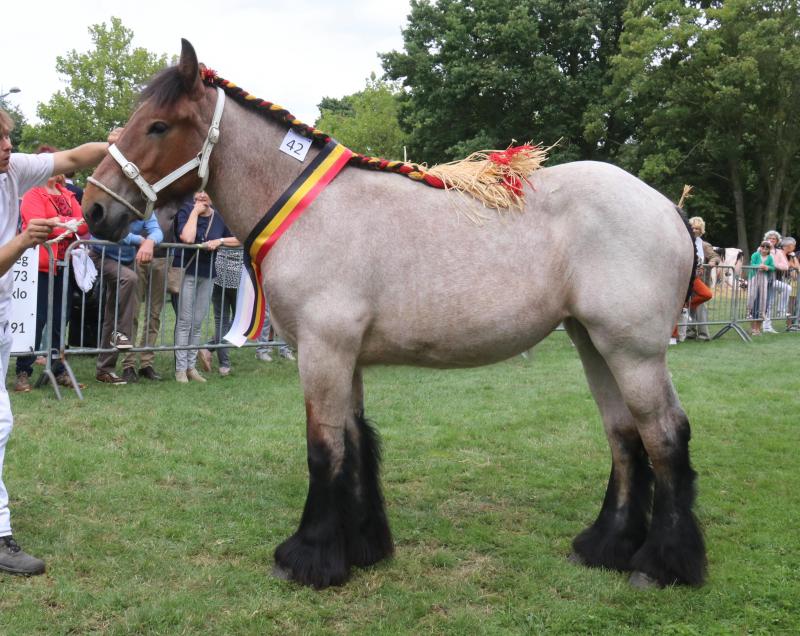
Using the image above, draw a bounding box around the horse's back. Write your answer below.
[266,160,692,366]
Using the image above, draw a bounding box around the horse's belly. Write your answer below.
[357,297,564,368]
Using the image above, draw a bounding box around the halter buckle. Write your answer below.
[122,162,141,180]
[208,125,220,144]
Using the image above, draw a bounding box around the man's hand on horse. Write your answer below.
[108,127,124,145]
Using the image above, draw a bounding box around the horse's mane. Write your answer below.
[141,65,547,210]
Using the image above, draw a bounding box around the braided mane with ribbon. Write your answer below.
[200,67,547,210]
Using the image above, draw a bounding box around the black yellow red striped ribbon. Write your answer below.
[225,140,353,345]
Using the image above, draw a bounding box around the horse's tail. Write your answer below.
[675,205,696,304]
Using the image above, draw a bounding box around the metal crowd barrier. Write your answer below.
[9,245,799,400]
[11,239,288,400]
[675,264,800,342]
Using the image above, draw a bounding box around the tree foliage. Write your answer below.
[382,0,800,246]
[21,17,168,154]
[315,74,408,159]
[603,0,800,249]
[381,0,628,163]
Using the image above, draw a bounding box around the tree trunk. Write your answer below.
[763,158,788,233]
[780,178,800,236]
[730,159,749,253]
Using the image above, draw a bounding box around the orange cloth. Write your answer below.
[689,277,712,310]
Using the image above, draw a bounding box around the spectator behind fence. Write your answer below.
[778,237,799,331]
[1,107,119,575]
[762,230,781,333]
[747,241,775,336]
[14,147,89,393]
[686,217,720,341]
[669,219,714,345]
[119,207,173,383]
[173,191,236,383]
[767,233,793,333]
[62,171,83,203]
[89,214,163,385]
[255,305,296,362]
[198,238,242,377]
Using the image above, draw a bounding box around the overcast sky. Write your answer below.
[4,0,412,126]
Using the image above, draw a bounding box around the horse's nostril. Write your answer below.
[89,203,105,225]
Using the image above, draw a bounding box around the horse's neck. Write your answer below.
[207,99,325,241]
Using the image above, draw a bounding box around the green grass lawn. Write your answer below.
[1,333,797,635]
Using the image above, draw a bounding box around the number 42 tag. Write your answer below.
[279,129,312,162]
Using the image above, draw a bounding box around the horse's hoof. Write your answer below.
[271,564,293,581]
[629,571,660,590]
[567,552,586,566]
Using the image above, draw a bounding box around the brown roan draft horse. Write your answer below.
[82,40,707,590]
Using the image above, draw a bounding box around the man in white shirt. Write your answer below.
[0,108,119,575]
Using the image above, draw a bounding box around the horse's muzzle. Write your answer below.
[84,201,130,243]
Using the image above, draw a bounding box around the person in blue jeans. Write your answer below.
[173,192,238,383]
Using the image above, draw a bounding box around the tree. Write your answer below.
[22,17,168,154]
[602,0,800,249]
[0,101,27,150]
[381,0,629,163]
[315,74,408,159]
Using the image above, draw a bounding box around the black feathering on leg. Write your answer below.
[273,439,354,589]
[572,440,653,571]
[630,418,707,587]
[347,414,394,567]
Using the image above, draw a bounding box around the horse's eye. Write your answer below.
[148,121,169,135]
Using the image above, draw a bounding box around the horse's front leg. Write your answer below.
[273,344,392,588]
[273,340,354,588]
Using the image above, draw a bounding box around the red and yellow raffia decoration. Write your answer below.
[424,144,547,210]
[200,67,547,209]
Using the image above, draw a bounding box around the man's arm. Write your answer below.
[51,128,122,176]
[0,219,59,278]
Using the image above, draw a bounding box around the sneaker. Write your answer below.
[763,325,778,334]
[121,367,139,384]
[279,349,296,361]
[219,366,231,377]
[668,338,678,346]
[96,371,127,385]
[197,348,212,372]
[55,372,87,389]
[13,371,32,393]
[175,370,189,384]
[0,536,46,576]
[255,350,272,362]
[186,368,207,383]
[110,331,132,349]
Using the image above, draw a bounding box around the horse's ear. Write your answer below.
[178,38,202,98]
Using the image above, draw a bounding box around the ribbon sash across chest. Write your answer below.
[224,140,353,346]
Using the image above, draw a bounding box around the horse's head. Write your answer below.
[83,39,223,241]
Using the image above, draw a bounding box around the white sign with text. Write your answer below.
[11,247,39,353]
[279,129,312,162]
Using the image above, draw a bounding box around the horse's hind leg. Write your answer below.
[273,344,392,588]
[563,318,652,572]
[593,336,707,588]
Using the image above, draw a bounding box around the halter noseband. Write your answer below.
[87,86,226,220]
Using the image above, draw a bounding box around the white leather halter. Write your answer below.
[87,86,226,220]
